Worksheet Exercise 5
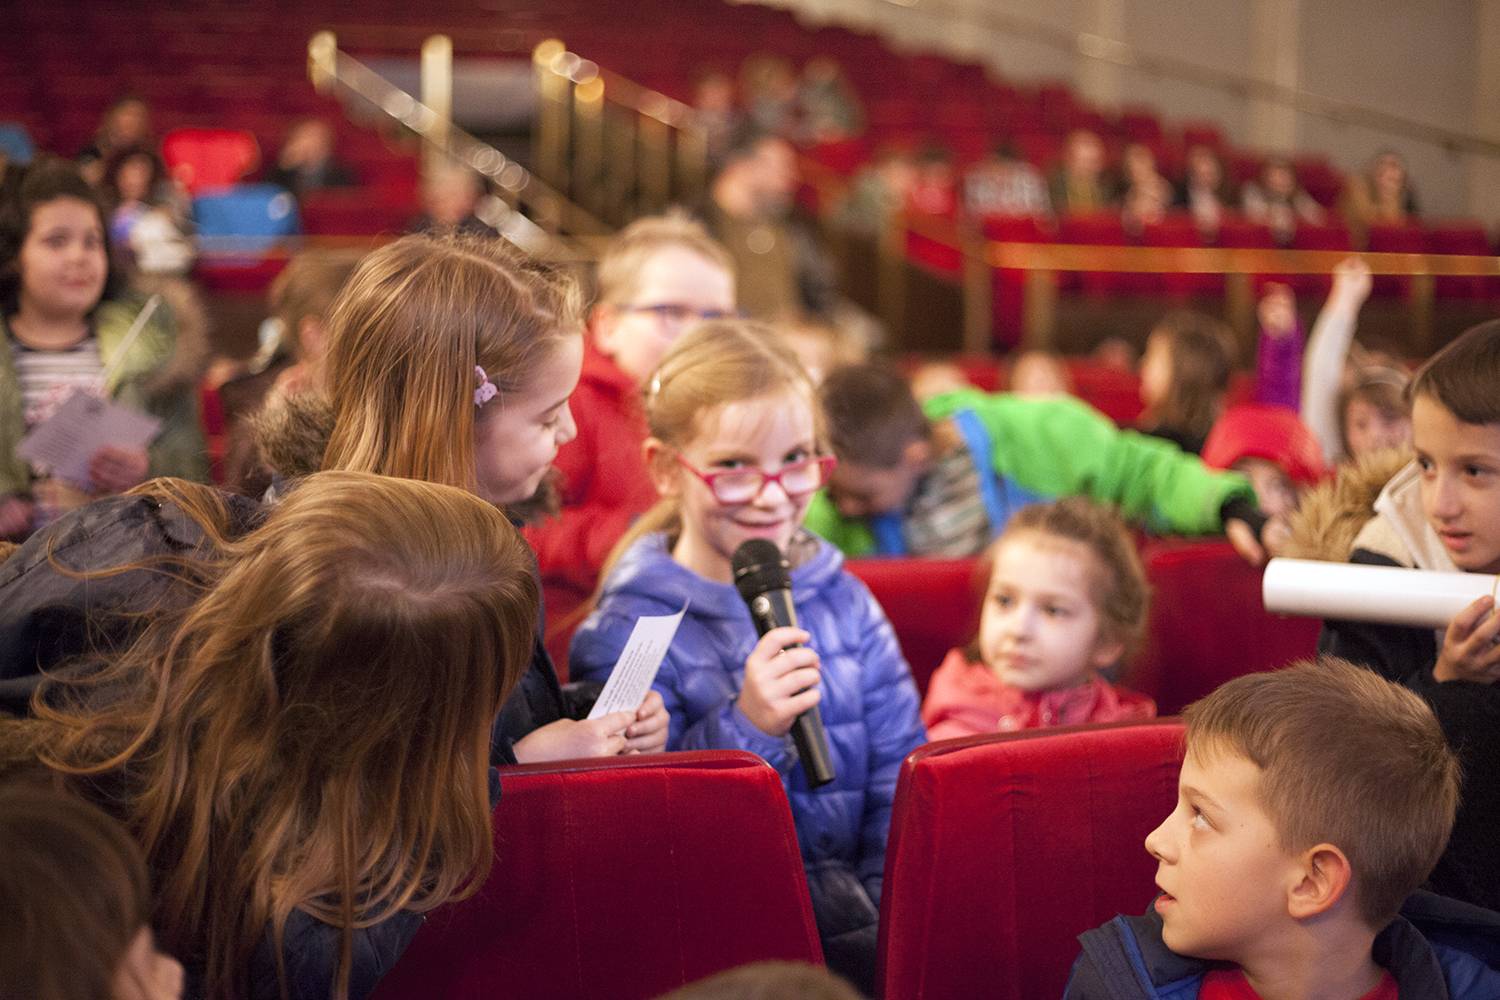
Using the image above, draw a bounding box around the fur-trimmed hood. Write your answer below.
[248,389,559,520]
[250,388,334,482]
[1283,448,1411,562]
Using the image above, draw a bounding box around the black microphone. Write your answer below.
[731,538,836,789]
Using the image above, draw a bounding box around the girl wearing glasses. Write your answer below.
[571,320,926,995]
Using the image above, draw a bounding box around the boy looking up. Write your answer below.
[804,364,1265,561]
[1067,657,1500,1000]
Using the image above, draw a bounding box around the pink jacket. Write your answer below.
[921,648,1156,741]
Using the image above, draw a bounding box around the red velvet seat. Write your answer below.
[162,127,260,195]
[1058,213,1133,297]
[877,720,1185,1000]
[1366,224,1427,298]
[983,215,1056,347]
[847,557,985,695]
[1425,222,1495,299]
[1129,539,1319,714]
[1288,222,1354,295]
[371,752,822,1000]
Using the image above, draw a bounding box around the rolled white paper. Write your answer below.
[1262,558,1498,629]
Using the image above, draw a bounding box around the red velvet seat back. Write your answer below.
[1129,539,1320,713]
[162,127,259,195]
[371,752,822,1000]
[847,557,985,695]
[877,720,1185,1000]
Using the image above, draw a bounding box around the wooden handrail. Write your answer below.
[984,242,1500,277]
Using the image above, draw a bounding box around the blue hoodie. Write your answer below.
[570,531,927,905]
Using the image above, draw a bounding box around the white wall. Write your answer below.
[1294,0,1477,218]
[749,0,1492,222]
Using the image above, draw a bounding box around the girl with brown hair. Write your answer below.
[0,784,184,1000]
[3,471,539,1000]
[1137,310,1235,455]
[2,232,668,762]
[920,496,1156,740]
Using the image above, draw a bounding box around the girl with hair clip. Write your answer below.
[570,320,927,995]
[0,471,540,1000]
[0,156,207,540]
[921,497,1156,741]
[1,233,668,763]
[0,784,184,1000]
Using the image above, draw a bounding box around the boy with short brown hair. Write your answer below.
[1066,657,1500,999]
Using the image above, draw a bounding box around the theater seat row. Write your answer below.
[371,721,1187,999]
[848,539,1319,715]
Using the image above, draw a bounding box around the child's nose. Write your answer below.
[754,476,791,505]
[1430,472,1463,519]
[557,402,578,444]
[1144,816,1173,862]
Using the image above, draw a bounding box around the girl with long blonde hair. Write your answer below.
[3,471,539,1000]
[1,233,668,761]
[570,320,926,994]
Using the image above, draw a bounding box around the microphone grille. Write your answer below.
[731,539,789,600]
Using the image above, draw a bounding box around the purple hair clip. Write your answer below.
[474,365,499,408]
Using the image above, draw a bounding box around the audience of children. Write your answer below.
[408,160,498,238]
[0,784,185,1000]
[4,89,1499,1000]
[265,118,357,200]
[1119,142,1173,234]
[270,233,668,765]
[1242,156,1327,245]
[1300,257,1414,464]
[1340,149,1420,248]
[1,157,206,540]
[76,97,155,188]
[802,359,1266,562]
[921,498,1155,740]
[571,321,926,994]
[1049,129,1117,217]
[1201,403,1326,520]
[0,472,540,1000]
[960,140,1051,220]
[1174,143,1231,238]
[1066,657,1500,999]
[1307,320,1499,687]
[1136,310,1235,455]
[702,125,837,323]
[1287,321,1500,915]
[1252,281,1304,410]
[1006,348,1072,397]
[215,248,361,497]
[100,146,193,276]
[525,213,737,628]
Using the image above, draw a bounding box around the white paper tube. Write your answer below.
[1262,559,1499,629]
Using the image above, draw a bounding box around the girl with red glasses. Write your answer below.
[571,320,926,995]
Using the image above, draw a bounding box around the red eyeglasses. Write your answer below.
[673,452,837,504]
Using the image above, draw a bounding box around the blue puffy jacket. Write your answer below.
[570,532,927,905]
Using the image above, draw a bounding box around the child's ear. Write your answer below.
[643,438,680,497]
[1287,843,1354,921]
[298,318,328,363]
[1089,635,1126,673]
[590,304,619,351]
[901,437,932,470]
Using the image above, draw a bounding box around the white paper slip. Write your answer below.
[16,389,162,490]
[588,602,688,719]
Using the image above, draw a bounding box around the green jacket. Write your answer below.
[805,389,1256,557]
[1,295,208,497]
